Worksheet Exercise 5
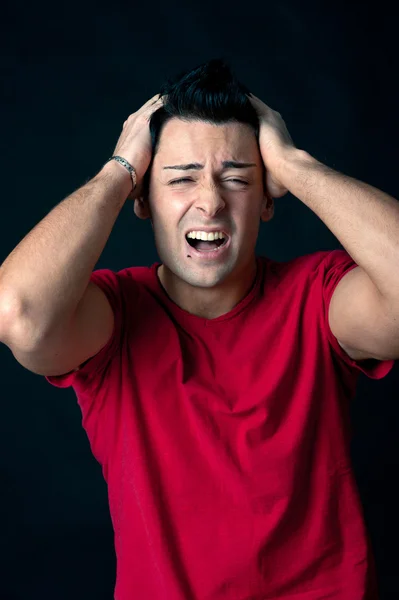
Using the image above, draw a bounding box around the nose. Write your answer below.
[194,183,226,217]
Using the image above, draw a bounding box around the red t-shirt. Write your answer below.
[45,250,395,600]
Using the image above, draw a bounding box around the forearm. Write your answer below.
[277,149,399,303]
[0,160,132,346]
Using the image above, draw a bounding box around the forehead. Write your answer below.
[154,118,259,165]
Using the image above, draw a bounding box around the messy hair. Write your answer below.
[141,58,263,199]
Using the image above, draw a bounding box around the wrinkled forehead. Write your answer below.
[154,118,260,169]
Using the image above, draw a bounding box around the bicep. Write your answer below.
[328,266,399,361]
[6,281,115,376]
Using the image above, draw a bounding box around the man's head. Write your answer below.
[134,59,274,312]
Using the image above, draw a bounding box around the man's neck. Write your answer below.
[157,258,258,319]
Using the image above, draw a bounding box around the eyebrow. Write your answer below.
[162,161,257,171]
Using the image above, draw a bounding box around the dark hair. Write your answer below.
[141,58,262,199]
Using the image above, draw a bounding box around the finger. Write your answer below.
[249,94,262,107]
[150,93,163,104]
[147,93,161,103]
[145,97,164,117]
[124,94,164,123]
[139,94,162,112]
[150,94,165,106]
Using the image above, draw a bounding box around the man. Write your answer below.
[0,58,398,599]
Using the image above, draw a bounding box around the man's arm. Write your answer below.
[248,92,399,361]
[0,160,131,349]
[277,151,399,361]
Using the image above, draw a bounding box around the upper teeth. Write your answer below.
[186,231,226,241]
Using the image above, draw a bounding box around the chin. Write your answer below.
[183,261,235,287]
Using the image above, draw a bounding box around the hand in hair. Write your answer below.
[248,93,296,199]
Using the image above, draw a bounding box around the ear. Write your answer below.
[131,178,152,220]
[133,196,152,220]
[260,192,274,222]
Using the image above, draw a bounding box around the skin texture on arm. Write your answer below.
[248,93,399,361]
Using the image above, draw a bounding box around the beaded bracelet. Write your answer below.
[105,155,137,191]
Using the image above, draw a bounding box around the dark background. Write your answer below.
[1,0,399,598]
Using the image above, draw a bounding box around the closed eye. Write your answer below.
[169,178,248,185]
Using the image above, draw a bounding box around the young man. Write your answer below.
[1,58,398,599]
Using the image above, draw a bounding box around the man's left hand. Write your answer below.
[248,93,297,198]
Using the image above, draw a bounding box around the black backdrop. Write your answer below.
[2,0,399,598]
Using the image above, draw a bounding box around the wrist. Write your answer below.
[98,159,134,197]
[275,148,317,190]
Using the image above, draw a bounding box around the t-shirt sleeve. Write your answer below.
[321,249,395,380]
[44,268,124,390]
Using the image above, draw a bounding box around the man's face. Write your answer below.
[135,118,273,290]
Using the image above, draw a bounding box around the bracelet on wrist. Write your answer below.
[105,155,137,191]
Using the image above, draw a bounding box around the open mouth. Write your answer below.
[185,235,228,252]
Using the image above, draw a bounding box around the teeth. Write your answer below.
[186,231,226,241]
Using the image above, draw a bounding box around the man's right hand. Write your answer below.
[111,93,165,199]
